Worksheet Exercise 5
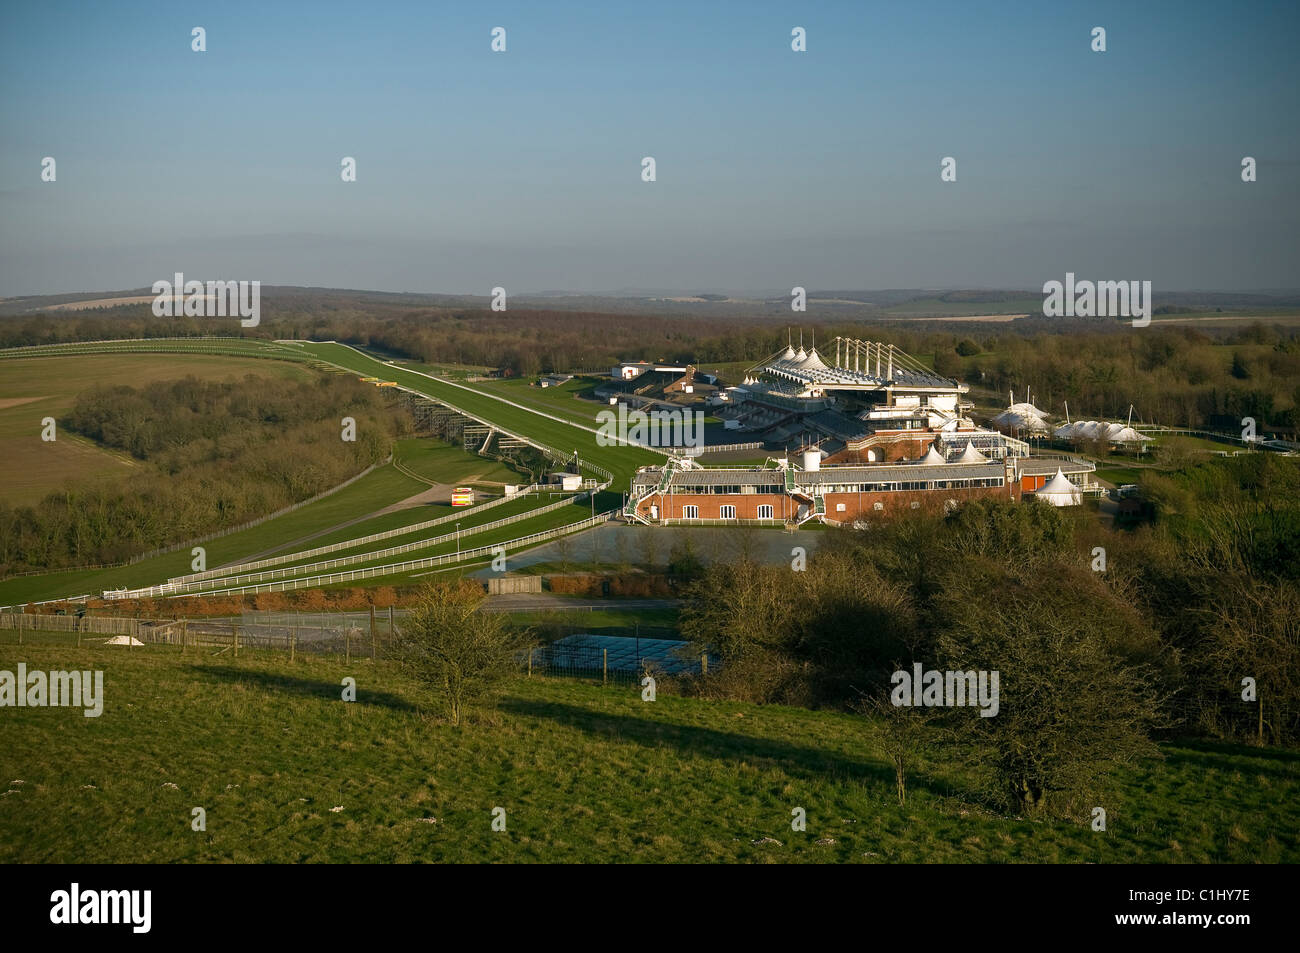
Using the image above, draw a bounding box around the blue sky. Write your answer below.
[1,0,1297,296]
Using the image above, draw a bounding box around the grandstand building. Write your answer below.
[624,334,1095,525]
[625,444,1095,525]
[718,336,993,462]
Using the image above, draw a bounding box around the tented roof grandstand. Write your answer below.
[749,335,960,391]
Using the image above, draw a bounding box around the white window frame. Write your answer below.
[682,504,699,519]
[719,504,737,520]
[756,504,775,519]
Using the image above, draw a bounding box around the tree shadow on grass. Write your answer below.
[499,695,953,799]
[1162,737,1300,780]
[191,665,419,713]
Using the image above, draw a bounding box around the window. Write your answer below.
[719,504,737,519]
[756,504,775,519]
[682,505,699,519]
[836,503,846,512]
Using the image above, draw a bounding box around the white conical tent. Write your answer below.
[918,445,947,464]
[779,345,796,361]
[1035,468,1082,506]
[801,347,829,371]
[957,441,989,463]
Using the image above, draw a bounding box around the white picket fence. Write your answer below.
[160,510,617,600]
[125,489,606,599]
[170,483,546,584]
[0,456,394,584]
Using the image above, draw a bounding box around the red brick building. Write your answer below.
[626,450,1094,526]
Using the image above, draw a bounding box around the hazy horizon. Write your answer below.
[3,0,1298,298]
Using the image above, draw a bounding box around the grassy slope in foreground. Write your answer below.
[299,342,661,482]
[1,642,1293,863]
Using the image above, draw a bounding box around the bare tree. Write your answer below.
[389,582,527,726]
[637,527,660,570]
[553,533,575,572]
[857,688,935,806]
[611,531,628,571]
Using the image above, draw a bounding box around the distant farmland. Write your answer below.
[0,353,313,506]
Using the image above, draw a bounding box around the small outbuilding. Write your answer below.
[549,472,583,491]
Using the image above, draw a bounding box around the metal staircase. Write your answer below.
[623,461,675,524]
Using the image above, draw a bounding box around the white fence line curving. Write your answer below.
[0,454,393,582]
[129,488,606,598]
[151,510,618,600]
[171,483,548,583]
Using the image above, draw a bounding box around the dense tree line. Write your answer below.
[678,454,1300,816]
[0,375,405,574]
[5,300,1296,434]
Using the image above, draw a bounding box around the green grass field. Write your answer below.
[1093,467,1145,487]
[461,377,609,425]
[393,438,522,485]
[1,640,1293,863]
[297,342,663,482]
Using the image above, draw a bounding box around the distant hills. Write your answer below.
[3,285,1299,320]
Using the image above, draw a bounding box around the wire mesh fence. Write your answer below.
[522,635,711,685]
[2,610,716,690]
[0,611,390,660]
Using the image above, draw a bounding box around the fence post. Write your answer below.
[701,652,708,675]
[180,620,187,655]
[233,622,239,658]
[527,648,533,678]
[369,605,377,660]
[602,648,607,687]
[290,626,296,663]
[345,628,350,664]
[388,606,394,634]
